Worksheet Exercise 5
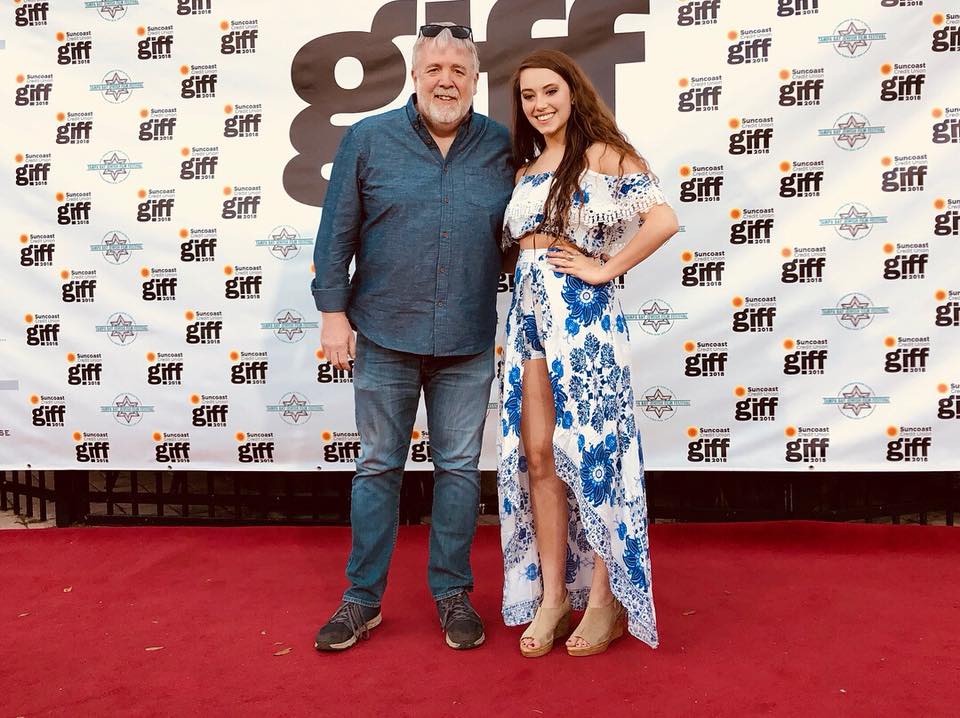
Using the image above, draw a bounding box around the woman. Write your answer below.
[497,50,679,657]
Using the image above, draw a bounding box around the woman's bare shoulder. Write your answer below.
[586,143,649,175]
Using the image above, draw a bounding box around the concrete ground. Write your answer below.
[0,507,56,529]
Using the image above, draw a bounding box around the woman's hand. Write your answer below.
[545,247,611,285]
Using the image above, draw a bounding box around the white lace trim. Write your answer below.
[580,184,668,226]
[502,171,668,250]
[503,199,551,224]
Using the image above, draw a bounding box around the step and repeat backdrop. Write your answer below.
[2,0,958,471]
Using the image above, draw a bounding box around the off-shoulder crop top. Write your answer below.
[501,169,669,257]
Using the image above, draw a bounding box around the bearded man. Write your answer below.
[311,23,513,651]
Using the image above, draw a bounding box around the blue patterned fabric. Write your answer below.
[497,168,668,649]
[502,169,668,257]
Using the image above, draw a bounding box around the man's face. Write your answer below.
[411,43,478,129]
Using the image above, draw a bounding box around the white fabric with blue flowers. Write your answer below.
[501,169,667,256]
[497,169,668,648]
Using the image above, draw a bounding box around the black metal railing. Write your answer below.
[1,470,55,524]
[3,469,958,527]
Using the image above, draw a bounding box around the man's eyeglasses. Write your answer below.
[418,24,473,40]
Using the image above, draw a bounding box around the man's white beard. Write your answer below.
[420,93,469,126]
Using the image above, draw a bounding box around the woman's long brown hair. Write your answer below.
[511,49,649,240]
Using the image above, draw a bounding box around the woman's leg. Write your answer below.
[519,357,568,650]
[566,555,617,648]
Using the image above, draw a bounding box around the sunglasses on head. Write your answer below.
[418,24,473,40]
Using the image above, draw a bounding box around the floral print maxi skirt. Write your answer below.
[497,249,658,648]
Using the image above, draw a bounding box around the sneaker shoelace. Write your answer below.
[438,595,475,629]
[331,602,371,641]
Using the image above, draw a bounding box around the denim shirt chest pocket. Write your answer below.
[363,159,439,224]
[459,167,508,211]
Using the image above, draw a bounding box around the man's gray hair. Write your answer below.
[412,22,480,74]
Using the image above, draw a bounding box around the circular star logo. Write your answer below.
[98,150,133,184]
[111,392,143,426]
[834,202,873,240]
[96,1,129,21]
[833,112,872,151]
[99,69,136,104]
[267,225,301,261]
[837,382,876,419]
[832,19,873,58]
[274,309,305,344]
[101,230,132,264]
[640,386,674,421]
[278,392,311,425]
[106,311,137,345]
[637,299,675,336]
[638,385,688,422]
[835,292,875,330]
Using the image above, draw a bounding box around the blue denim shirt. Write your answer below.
[311,95,514,356]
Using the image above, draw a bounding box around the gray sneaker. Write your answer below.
[314,601,382,652]
[436,592,485,650]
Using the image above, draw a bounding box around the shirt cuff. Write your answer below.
[312,287,351,313]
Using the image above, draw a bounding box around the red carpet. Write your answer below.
[1,523,958,717]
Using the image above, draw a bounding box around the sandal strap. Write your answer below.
[570,602,624,645]
[520,594,571,643]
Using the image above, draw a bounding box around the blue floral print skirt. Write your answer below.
[498,249,658,648]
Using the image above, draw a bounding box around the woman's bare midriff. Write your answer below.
[518,233,585,254]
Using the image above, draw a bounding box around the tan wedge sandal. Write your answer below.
[566,600,626,657]
[519,593,572,658]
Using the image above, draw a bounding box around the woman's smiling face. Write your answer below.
[519,67,572,139]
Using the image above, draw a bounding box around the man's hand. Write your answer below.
[321,312,356,370]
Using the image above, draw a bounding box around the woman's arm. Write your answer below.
[595,203,679,282]
[547,147,679,284]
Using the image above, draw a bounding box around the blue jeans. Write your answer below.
[343,333,494,607]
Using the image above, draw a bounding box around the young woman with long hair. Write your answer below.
[497,49,679,657]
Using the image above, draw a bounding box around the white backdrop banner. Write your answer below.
[1,0,958,471]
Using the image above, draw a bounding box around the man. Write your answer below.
[311,23,513,651]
